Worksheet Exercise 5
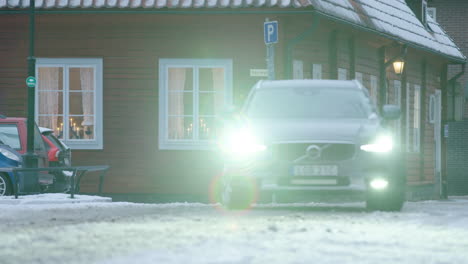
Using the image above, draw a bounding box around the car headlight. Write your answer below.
[360,134,393,153]
[218,127,266,158]
[0,148,21,162]
[370,178,389,190]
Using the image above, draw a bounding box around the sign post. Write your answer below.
[24,0,38,169]
[26,76,36,88]
[264,19,278,80]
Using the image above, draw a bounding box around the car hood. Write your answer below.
[248,118,381,144]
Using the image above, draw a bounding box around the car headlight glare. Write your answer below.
[360,134,393,153]
[219,127,266,157]
[0,148,20,162]
[370,178,389,190]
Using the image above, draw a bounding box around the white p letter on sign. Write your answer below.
[264,21,278,44]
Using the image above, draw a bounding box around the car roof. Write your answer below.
[255,79,364,91]
[0,117,27,123]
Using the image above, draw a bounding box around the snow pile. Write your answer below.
[0,193,112,205]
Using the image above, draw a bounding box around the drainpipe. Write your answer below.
[285,15,320,79]
[448,63,466,121]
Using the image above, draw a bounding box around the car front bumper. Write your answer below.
[223,149,405,194]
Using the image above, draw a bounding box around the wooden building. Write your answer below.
[0,0,465,201]
[426,0,468,195]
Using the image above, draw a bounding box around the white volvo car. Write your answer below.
[218,80,406,211]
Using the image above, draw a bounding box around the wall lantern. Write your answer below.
[392,59,405,75]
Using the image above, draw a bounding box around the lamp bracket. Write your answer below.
[384,45,407,68]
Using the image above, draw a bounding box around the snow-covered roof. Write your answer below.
[309,0,465,62]
[0,0,465,62]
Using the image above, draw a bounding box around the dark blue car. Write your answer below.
[0,144,22,196]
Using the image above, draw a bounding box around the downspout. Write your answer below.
[285,15,320,79]
[448,63,466,121]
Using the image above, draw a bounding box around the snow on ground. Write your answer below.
[0,193,112,205]
[1,194,468,264]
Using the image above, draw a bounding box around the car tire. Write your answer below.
[0,173,13,196]
[366,183,405,212]
[221,176,258,210]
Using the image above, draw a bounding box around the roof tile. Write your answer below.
[0,0,464,61]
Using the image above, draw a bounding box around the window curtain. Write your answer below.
[80,68,94,139]
[168,68,186,139]
[38,67,59,131]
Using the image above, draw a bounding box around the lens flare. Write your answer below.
[360,134,393,153]
[209,173,259,215]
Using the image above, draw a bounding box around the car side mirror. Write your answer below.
[382,105,401,120]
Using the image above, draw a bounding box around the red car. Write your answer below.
[40,127,73,192]
[0,116,51,195]
[39,127,71,168]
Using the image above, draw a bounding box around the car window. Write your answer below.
[246,87,374,119]
[0,124,21,150]
[43,136,51,151]
[34,124,47,152]
[46,134,66,151]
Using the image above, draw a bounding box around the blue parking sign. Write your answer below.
[264,21,278,44]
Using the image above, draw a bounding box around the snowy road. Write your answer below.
[1,197,468,264]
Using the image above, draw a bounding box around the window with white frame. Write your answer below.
[427,7,436,21]
[406,83,411,152]
[312,64,322,79]
[392,80,402,145]
[338,68,347,80]
[293,60,304,79]
[422,0,428,25]
[413,85,421,152]
[355,72,363,84]
[370,75,378,105]
[36,58,103,150]
[454,95,465,121]
[159,59,232,150]
[429,94,436,123]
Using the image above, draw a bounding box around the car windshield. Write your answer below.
[0,124,21,150]
[246,86,374,119]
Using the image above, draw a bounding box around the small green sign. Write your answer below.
[26,76,36,88]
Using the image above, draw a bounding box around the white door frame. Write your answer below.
[434,90,442,196]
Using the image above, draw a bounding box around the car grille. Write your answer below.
[272,143,356,162]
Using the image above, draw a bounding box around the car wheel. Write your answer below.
[221,176,258,210]
[0,173,12,196]
[366,183,405,212]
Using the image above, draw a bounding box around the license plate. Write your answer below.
[292,165,338,176]
[291,179,337,185]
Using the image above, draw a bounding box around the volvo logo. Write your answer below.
[306,145,321,160]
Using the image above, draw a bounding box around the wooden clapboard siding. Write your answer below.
[0,16,29,117]
[0,12,450,195]
[39,14,270,194]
